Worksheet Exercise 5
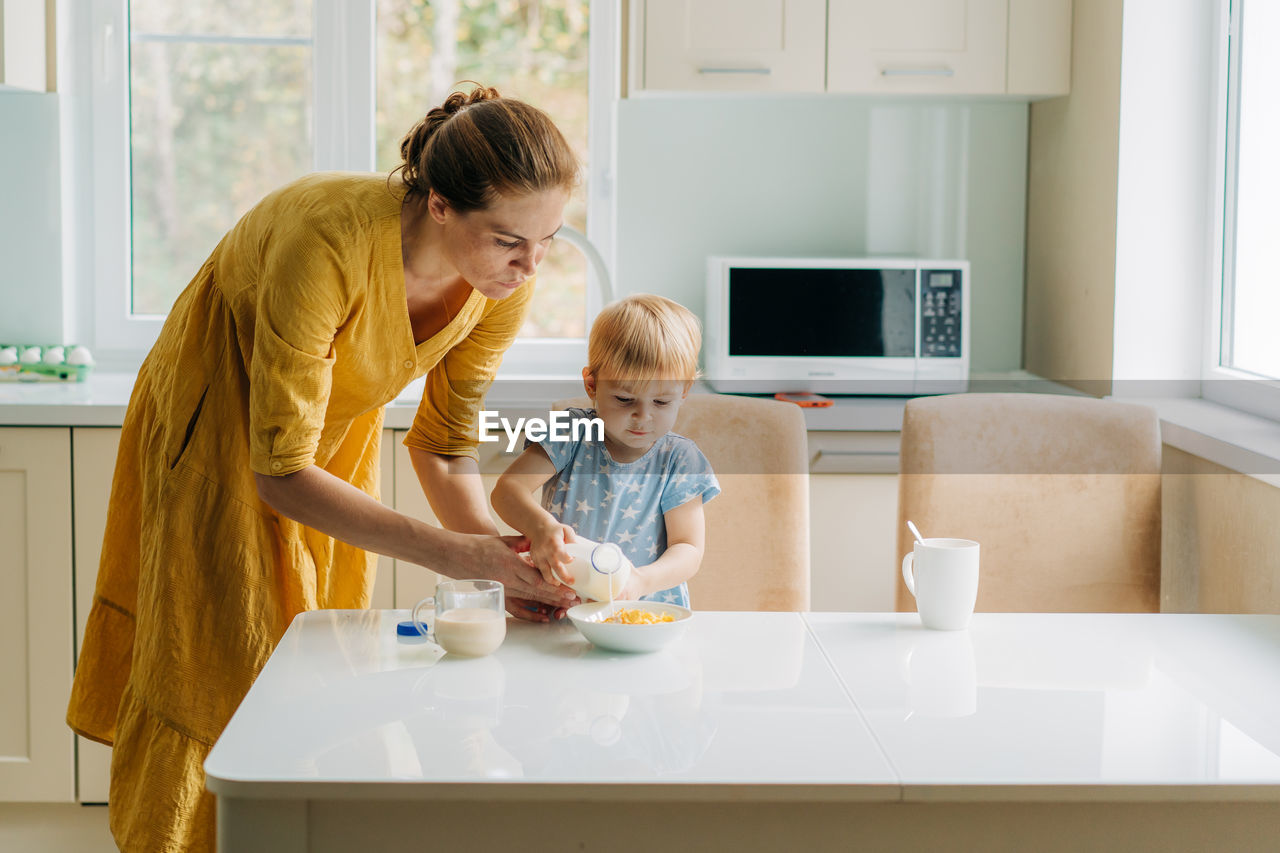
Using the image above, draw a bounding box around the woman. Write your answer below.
[67,84,580,852]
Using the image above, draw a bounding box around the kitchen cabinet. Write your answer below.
[829,0,1071,96]
[0,0,54,92]
[806,432,900,611]
[0,428,73,802]
[71,428,118,803]
[632,0,1071,98]
[808,432,901,612]
[828,0,1007,94]
[637,0,827,93]
[809,473,899,611]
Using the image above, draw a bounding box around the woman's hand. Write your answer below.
[451,533,579,609]
[506,595,574,623]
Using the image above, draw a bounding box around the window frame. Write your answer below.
[84,0,612,378]
[1203,0,1280,421]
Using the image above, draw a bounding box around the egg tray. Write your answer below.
[0,344,95,382]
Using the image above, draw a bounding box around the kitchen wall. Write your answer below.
[613,96,1030,373]
[0,89,64,344]
[1025,0,1280,615]
[1024,0,1121,393]
[1025,0,1214,392]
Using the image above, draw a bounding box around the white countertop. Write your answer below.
[0,371,1074,431]
[205,610,1280,803]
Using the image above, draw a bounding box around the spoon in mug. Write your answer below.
[907,520,925,545]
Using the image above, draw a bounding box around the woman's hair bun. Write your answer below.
[442,83,501,115]
[393,81,579,213]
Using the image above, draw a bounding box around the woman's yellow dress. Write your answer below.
[66,173,532,852]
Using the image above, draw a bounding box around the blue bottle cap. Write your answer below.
[397,620,428,637]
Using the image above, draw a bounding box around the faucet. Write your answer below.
[556,225,614,304]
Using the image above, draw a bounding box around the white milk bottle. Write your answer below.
[559,537,632,602]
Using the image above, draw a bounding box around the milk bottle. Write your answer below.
[559,537,632,602]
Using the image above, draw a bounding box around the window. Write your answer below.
[1209,0,1280,417]
[375,0,591,341]
[88,0,609,374]
[127,2,315,317]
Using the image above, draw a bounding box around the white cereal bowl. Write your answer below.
[567,601,693,653]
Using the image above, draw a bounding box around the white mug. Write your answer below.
[901,538,980,631]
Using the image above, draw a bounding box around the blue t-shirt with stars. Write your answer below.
[533,407,721,608]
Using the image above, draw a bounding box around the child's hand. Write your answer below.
[614,566,649,601]
[526,522,578,587]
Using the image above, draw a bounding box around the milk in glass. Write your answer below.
[434,607,507,656]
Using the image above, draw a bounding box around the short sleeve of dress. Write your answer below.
[659,438,721,516]
[532,406,595,474]
[403,278,534,460]
[249,218,351,476]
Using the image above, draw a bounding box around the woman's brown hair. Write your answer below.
[393,83,579,211]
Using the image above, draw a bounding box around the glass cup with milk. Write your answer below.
[412,579,507,657]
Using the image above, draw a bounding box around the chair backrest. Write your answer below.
[556,393,810,611]
[896,393,1162,613]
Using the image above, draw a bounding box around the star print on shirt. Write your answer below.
[533,407,720,613]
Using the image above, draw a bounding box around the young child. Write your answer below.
[491,294,719,608]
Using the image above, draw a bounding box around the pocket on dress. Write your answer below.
[169,384,210,470]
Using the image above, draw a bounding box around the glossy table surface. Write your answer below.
[205,610,1280,802]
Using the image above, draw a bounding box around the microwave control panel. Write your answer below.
[920,269,963,358]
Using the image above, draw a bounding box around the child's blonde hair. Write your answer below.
[587,294,702,383]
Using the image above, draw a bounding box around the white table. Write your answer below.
[205,611,1280,852]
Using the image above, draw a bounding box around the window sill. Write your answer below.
[1111,396,1280,488]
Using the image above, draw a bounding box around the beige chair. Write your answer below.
[556,394,810,610]
[895,393,1162,613]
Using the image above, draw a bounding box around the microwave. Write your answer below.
[705,257,970,396]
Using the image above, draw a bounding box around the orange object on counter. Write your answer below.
[774,392,833,408]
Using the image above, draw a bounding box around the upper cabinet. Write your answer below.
[828,0,1008,95]
[631,0,1071,99]
[0,0,55,92]
[640,0,827,93]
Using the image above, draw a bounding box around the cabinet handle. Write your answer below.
[810,448,900,474]
[879,67,955,77]
[697,67,772,75]
[813,450,899,459]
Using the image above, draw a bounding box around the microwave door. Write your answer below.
[725,267,917,394]
[727,267,915,358]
